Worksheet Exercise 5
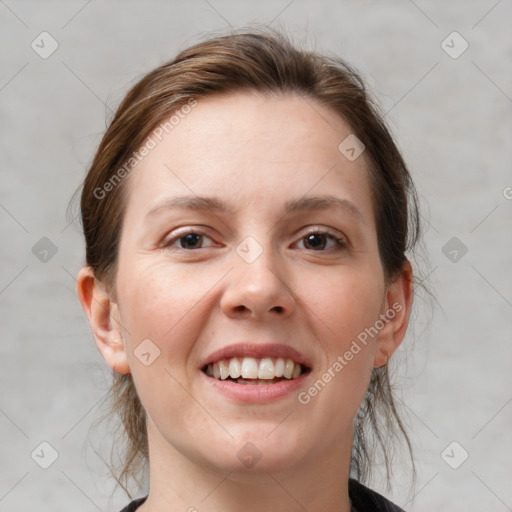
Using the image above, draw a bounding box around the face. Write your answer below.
[90,91,409,477]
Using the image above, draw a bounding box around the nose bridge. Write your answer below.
[235,232,284,290]
[221,232,294,317]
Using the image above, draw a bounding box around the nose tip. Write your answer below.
[220,249,295,320]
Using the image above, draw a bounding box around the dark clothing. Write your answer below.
[119,496,147,512]
[118,479,405,512]
[349,479,405,511]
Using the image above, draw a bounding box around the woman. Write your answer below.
[75,28,420,512]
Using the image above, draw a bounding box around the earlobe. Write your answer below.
[76,266,131,375]
[373,261,413,368]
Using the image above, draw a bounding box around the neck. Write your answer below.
[137,423,353,512]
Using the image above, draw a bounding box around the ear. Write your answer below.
[76,266,131,374]
[373,260,413,368]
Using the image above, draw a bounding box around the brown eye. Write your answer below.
[163,230,215,250]
[296,230,347,251]
[179,233,203,249]
[304,233,328,250]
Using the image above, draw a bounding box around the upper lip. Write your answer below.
[200,343,312,369]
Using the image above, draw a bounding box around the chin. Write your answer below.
[199,428,310,475]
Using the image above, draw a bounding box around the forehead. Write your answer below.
[123,91,374,224]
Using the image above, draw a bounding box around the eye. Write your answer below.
[163,230,215,250]
[295,229,347,251]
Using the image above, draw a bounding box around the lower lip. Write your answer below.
[200,370,310,403]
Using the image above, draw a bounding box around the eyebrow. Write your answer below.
[145,194,364,223]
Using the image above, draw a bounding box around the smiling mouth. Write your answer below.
[202,356,310,385]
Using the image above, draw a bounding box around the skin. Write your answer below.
[77,91,413,512]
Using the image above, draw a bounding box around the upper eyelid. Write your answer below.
[294,229,348,248]
[162,227,216,247]
[290,225,348,246]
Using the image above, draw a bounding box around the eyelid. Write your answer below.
[161,227,217,249]
[294,226,348,249]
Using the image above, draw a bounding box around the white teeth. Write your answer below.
[206,356,305,382]
[274,357,285,377]
[228,357,241,378]
[283,359,295,379]
[241,357,259,379]
[258,358,275,379]
[213,362,221,379]
[219,359,230,380]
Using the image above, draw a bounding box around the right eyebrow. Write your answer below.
[145,196,232,219]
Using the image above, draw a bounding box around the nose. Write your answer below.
[220,241,296,320]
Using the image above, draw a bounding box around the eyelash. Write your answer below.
[162,228,348,252]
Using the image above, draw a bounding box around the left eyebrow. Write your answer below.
[283,195,364,223]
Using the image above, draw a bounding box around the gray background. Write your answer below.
[1,1,511,510]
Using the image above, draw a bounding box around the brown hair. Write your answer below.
[71,27,421,497]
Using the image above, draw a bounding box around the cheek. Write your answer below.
[118,261,211,351]
[116,262,213,425]
[295,262,383,403]
[298,262,385,345]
